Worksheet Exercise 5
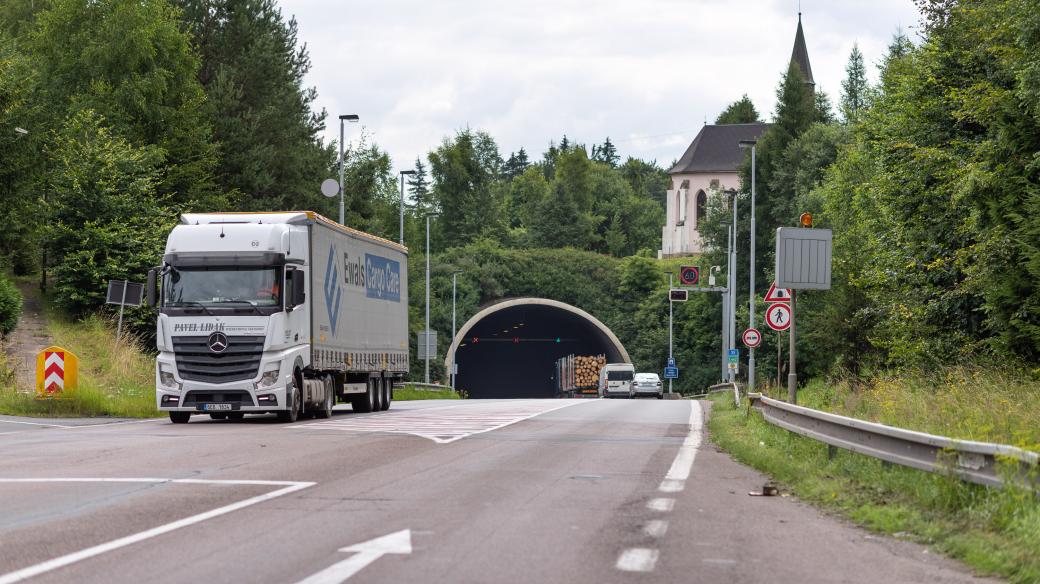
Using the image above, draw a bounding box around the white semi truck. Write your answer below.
[147,212,409,424]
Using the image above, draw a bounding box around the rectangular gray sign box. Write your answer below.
[106,280,144,306]
[417,331,437,359]
[775,227,832,290]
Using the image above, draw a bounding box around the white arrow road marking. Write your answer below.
[0,478,314,584]
[295,530,412,584]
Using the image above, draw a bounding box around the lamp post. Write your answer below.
[668,272,674,395]
[399,170,416,245]
[338,114,360,225]
[739,139,757,391]
[450,270,462,389]
[424,212,440,384]
[727,189,738,383]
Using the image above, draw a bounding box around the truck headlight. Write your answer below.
[257,363,281,388]
[159,364,180,390]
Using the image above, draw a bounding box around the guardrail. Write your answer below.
[393,382,455,392]
[747,393,1039,490]
[706,382,741,407]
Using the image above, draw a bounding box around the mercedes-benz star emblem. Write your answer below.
[208,332,229,353]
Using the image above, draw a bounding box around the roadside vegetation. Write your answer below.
[393,385,460,401]
[0,314,158,418]
[709,375,1040,583]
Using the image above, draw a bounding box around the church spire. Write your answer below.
[790,12,815,87]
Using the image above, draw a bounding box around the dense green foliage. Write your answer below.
[715,94,761,124]
[0,274,22,336]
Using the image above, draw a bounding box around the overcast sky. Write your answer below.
[279,0,922,172]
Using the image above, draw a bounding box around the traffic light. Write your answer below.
[669,289,689,302]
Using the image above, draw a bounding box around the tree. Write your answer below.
[29,0,220,208]
[428,129,506,247]
[407,157,434,212]
[840,44,870,122]
[175,0,333,212]
[528,148,598,248]
[715,95,761,124]
[591,137,620,167]
[503,148,530,179]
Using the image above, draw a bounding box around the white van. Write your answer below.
[599,363,635,399]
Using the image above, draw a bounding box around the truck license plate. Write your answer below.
[201,403,233,411]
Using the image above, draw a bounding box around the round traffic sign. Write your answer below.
[742,327,762,348]
[765,303,792,331]
[679,265,700,286]
[320,178,339,198]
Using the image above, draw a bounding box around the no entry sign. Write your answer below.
[742,328,762,348]
[765,303,792,332]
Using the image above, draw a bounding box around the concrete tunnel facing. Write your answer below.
[444,298,630,399]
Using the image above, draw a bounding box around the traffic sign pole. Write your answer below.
[668,273,673,395]
[788,290,797,404]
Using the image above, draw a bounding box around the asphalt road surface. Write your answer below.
[0,399,997,584]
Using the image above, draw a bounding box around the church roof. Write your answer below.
[791,14,814,85]
[668,123,770,174]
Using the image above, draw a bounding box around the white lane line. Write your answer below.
[643,520,668,538]
[0,419,74,428]
[0,478,315,584]
[646,498,674,512]
[616,548,659,572]
[657,400,703,493]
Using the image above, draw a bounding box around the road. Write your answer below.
[0,399,996,584]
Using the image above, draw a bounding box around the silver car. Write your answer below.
[633,373,663,399]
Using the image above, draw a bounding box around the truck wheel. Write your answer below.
[315,377,334,419]
[169,412,191,424]
[380,377,391,411]
[350,379,376,413]
[373,378,384,411]
[277,381,301,423]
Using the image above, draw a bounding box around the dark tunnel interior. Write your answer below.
[452,303,626,399]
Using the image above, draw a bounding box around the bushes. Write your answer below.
[0,274,22,336]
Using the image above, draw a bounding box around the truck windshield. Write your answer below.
[607,370,634,381]
[164,267,282,307]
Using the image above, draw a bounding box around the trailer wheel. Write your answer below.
[351,378,376,413]
[169,412,191,424]
[315,376,334,419]
[380,377,391,411]
[373,378,384,412]
[277,380,301,423]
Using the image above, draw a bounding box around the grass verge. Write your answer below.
[708,376,1040,583]
[0,314,158,418]
[394,385,460,401]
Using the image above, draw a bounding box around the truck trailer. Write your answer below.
[148,212,409,423]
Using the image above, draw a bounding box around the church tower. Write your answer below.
[790,13,815,87]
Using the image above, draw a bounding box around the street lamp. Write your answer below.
[338,114,360,225]
[739,139,757,391]
[450,270,463,390]
[399,170,416,245]
[725,189,738,383]
[424,212,440,383]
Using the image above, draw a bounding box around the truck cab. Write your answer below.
[599,363,635,399]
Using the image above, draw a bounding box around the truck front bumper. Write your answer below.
[155,354,291,413]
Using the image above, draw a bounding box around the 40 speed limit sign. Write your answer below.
[742,328,762,348]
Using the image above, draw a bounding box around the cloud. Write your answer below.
[281,0,922,170]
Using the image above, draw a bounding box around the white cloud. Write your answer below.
[280,0,922,171]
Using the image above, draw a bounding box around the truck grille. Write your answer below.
[172,336,264,383]
[181,390,254,407]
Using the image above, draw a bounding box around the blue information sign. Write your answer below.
[667,357,676,368]
[664,366,679,379]
[727,349,739,364]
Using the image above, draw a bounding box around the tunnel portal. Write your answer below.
[445,298,630,399]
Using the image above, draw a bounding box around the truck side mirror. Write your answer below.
[291,269,306,307]
[146,268,159,307]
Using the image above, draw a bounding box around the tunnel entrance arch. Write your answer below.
[445,298,630,399]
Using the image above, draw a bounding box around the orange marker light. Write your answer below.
[799,213,813,227]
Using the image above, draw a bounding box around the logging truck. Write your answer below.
[554,354,606,398]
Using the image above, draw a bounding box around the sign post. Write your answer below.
[775,225,833,404]
[106,280,145,341]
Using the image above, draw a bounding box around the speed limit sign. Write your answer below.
[742,327,762,348]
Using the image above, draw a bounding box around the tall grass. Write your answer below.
[394,385,460,401]
[0,314,158,418]
[713,370,1040,582]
